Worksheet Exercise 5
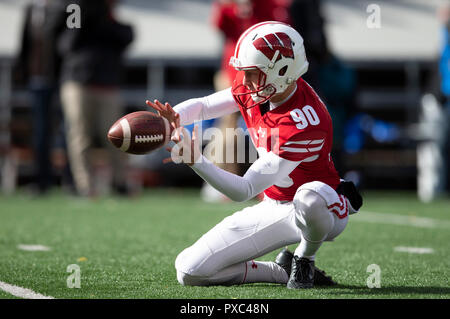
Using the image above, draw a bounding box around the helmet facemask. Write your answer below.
[231,68,277,109]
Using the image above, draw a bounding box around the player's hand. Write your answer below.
[145,99,180,132]
[164,125,201,166]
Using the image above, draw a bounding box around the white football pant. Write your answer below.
[175,181,349,286]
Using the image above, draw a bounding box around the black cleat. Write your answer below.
[275,248,294,276]
[275,248,337,286]
[287,256,315,289]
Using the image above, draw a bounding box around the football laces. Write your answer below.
[135,135,164,143]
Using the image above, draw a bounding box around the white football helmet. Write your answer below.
[230,21,309,109]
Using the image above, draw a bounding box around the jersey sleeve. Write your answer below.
[191,151,301,202]
[173,88,239,126]
[273,118,327,162]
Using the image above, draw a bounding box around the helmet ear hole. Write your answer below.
[279,65,288,76]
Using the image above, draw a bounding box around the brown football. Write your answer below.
[107,111,172,154]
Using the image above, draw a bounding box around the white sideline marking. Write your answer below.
[17,244,51,252]
[352,211,450,229]
[394,246,434,254]
[0,281,54,299]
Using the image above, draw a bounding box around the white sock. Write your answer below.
[178,260,289,286]
[188,260,288,286]
[294,236,323,260]
[242,260,289,284]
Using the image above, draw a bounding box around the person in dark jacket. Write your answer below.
[289,0,328,94]
[289,0,357,175]
[59,0,134,197]
[15,0,67,194]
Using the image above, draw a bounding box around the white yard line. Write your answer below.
[0,281,54,299]
[352,211,450,229]
[394,246,435,254]
[17,244,51,252]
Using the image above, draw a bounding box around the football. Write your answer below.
[107,111,172,154]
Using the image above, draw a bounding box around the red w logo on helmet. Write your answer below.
[252,32,294,62]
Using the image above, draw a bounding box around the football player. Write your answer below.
[146,21,362,289]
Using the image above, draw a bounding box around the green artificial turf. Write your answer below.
[0,189,449,299]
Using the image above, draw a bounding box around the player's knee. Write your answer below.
[293,187,326,221]
[177,270,206,286]
[176,270,189,286]
[175,248,214,279]
[293,184,335,240]
[177,269,215,286]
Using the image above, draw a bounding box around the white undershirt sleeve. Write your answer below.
[191,151,302,202]
[173,87,239,126]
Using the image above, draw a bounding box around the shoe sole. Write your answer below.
[287,282,314,289]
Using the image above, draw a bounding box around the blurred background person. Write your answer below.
[289,0,357,176]
[211,0,292,91]
[289,0,327,92]
[14,0,68,195]
[418,3,450,202]
[58,0,134,197]
[202,0,291,202]
[438,4,450,193]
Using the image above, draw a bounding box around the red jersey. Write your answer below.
[232,75,341,201]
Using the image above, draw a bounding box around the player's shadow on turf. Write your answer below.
[242,284,450,296]
[329,285,450,295]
